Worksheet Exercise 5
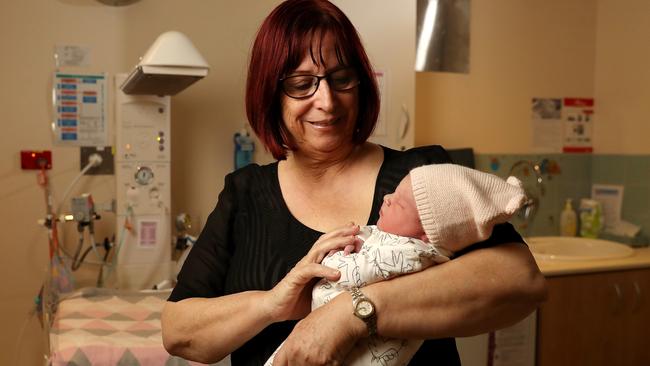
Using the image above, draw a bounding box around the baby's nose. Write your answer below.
[383,194,392,205]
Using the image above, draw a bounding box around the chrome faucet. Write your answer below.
[508,159,546,224]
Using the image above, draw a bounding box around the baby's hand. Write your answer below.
[320,223,364,259]
[326,237,362,258]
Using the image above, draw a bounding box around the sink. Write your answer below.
[526,236,635,261]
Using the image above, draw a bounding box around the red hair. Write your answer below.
[245,0,380,160]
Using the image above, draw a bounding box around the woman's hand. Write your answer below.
[272,293,364,366]
[264,223,361,322]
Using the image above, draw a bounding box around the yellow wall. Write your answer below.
[416,0,599,153]
[415,0,598,153]
[416,0,650,155]
[1,2,127,364]
[593,0,650,154]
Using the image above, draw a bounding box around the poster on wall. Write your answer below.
[531,98,563,152]
[487,312,536,366]
[562,97,593,153]
[52,72,108,146]
[530,97,594,153]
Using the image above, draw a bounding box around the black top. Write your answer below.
[169,145,524,366]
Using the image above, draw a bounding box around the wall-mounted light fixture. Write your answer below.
[120,31,210,96]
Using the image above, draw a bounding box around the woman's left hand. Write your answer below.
[272,293,363,365]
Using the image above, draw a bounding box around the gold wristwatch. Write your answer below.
[350,287,377,336]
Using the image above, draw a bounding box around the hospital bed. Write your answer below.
[40,241,229,366]
[46,286,230,366]
[49,287,185,365]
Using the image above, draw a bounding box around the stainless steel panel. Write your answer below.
[416,0,470,73]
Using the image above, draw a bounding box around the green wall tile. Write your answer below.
[624,155,650,186]
[622,186,650,217]
[592,155,625,184]
[476,153,648,238]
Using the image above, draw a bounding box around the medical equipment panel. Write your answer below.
[114,74,173,290]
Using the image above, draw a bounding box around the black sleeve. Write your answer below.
[168,173,237,301]
[454,223,525,257]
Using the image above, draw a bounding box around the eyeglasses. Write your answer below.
[280,67,360,99]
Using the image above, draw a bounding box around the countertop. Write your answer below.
[535,247,650,276]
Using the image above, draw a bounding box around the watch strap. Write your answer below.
[350,287,377,336]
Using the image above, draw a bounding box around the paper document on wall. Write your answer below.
[591,184,624,227]
[53,72,108,146]
[488,312,536,366]
[562,98,594,153]
[531,98,563,153]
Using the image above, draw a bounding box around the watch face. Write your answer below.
[356,300,374,318]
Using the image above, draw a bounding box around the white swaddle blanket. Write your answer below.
[265,225,450,366]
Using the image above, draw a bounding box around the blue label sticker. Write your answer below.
[61,133,77,140]
[58,119,77,126]
[58,106,77,113]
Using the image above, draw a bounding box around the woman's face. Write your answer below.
[280,32,359,158]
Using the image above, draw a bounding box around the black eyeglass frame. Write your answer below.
[279,67,361,100]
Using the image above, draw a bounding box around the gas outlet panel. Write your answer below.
[114,74,172,289]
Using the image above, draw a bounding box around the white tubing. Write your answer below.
[55,154,102,217]
[88,231,103,262]
[55,153,104,265]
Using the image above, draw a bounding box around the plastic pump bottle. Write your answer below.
[560,199,577,237]
[234,129,255,170]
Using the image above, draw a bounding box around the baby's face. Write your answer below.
[377,174,427,241]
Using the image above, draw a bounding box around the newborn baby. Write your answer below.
[266,164,526,365]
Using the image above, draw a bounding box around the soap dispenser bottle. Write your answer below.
[560,199,577,236]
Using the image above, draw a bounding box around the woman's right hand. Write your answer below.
[263,223,361,322]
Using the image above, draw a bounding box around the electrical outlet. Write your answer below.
[21,150,52,170]
[80,146,114,175]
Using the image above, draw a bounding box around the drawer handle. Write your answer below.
[631,281,642,312]
[612,283,623,315]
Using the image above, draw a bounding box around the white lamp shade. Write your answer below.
[121,31,210,95]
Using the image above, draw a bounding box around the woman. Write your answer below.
[162,1,547,365]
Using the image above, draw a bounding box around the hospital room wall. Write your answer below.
[0,1,129,365]
[591,0,650,154]
[415,0,650,155]
[0,1,270,363]
[415,0,597,153]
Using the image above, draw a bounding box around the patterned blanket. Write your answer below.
[49,287,227,366]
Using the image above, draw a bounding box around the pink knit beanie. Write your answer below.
[410,164,526,253]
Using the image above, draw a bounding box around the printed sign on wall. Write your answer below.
[53,72,108,146]
[562,97,593,153]
[531,98,563,153]
[530,97,594,153]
